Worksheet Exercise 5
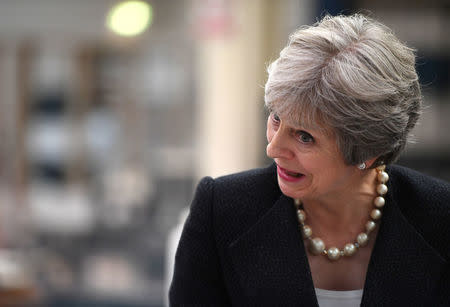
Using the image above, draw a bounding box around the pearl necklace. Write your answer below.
[295,165,389,261]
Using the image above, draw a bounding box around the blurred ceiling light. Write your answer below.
[106,1,153,37]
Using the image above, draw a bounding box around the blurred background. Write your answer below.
[0,0,448,306]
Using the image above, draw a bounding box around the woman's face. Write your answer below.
[266,112,360,201]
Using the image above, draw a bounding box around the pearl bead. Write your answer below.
[374,196,385,208]
[302,225,312,239]
[376,165,386,171]
[344,243,356,256]
[377,171,389,183]
[297,210,306,223]
[365,220,376,233]
[292,167,388,262]
[327,247,341,260]
[310,237,325,255]
[357,233,369,247]
[370,209,382,220]
[376,184,388,195]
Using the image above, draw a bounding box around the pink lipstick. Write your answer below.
[277,165,305,182]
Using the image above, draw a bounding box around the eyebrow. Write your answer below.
[286,122,313,135]
[269,108,328,137]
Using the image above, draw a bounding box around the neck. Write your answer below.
[301,169,378,239]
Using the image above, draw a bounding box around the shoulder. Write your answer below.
[388,164,450,208]
[388,164,450,259]
[192,163,281,246]
[194,163,279,203]
[213,163,279,197]
[213,163,280,211]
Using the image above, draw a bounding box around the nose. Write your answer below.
[266,125,295,160]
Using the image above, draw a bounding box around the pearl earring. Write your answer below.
[358,162,366,170]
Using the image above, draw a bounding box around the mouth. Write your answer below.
[277,165,305,182]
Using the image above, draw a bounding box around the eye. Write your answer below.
[271,113,281,124]
[296,130,314,144]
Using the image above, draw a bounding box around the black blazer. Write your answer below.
[169,164,450,306]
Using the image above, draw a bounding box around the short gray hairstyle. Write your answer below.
[265,14,422,167]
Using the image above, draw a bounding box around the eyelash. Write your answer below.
[271,113,280,124]
[270,113,314,144]
[295,131,314,144]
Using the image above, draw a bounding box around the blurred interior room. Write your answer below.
[0,0,448,306]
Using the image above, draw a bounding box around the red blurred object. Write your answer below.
[193,0,235,39]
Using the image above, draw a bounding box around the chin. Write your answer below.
[278,182,316,202]
[278,181,303,200]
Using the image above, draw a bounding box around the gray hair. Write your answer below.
[265,14,422,167]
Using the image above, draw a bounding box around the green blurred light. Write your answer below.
[106,1,153,37]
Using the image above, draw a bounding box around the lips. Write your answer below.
[285,170,302,177]
[277,165,305,182]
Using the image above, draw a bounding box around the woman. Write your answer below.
[169,14,449,306]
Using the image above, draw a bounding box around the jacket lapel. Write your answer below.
[362,184,447,306]
[227,194,319,306]
[227,165,446,306]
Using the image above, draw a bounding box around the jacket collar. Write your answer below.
[361,171,447,306]
[227,168,446,306]
[228,193,318,305]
